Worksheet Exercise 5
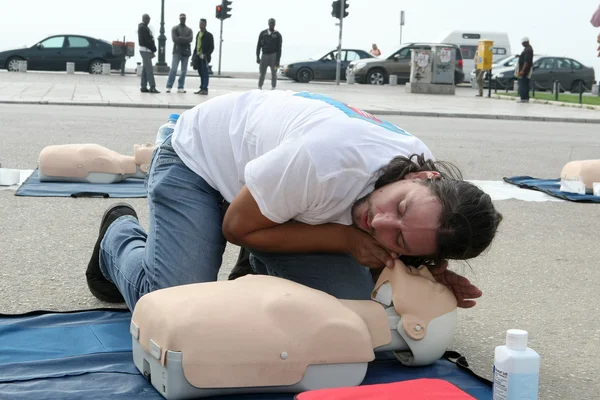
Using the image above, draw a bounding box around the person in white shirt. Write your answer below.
[85,90,503,311]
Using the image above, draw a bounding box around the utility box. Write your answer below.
[408,49,433,84]
[477,40,494,70]
[431,45,455,85]
[406,48,455,95]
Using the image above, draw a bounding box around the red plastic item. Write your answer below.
[294,379,476,400]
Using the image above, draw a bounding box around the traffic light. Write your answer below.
[331,0,349,19]
[215,1,232,20]
[223,0,232,20]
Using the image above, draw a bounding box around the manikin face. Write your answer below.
[372,259,457,340]
[352,172,442,257]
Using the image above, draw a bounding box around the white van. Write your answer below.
[436,31,512,82]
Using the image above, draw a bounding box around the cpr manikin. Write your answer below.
[561,159,600,194]
[38,143,154,183]
[130,260,458,400]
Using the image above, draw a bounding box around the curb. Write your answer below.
[493,94,600,111]
[2,99,600,124]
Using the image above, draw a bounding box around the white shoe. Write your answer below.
[177,89,186,93]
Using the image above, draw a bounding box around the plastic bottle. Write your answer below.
[493,329,540,400]
[155,113,180,146]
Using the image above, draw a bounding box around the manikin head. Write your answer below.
[268,18,276,31]
[351,153,502,268]
[372,259,458,366]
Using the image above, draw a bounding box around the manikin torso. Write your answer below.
[131,260,458,389]
[38,143,154,183]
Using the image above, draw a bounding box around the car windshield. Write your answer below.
[493,55,517,66]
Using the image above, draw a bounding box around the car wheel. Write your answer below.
[296,68,313,83]
[570,80,585,93]
[367,69,386,85]
[6,56,23,72]
[89,59,104,74]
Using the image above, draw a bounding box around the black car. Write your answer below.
[279,49,374,83]
[0,35,123,74]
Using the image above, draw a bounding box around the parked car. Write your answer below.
[493,56,595,92]
[346,42,465,85]
[469,53,520,84]
[0,35,123,74]
[279,49,374,83]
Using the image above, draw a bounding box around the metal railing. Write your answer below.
[491,76,598,104]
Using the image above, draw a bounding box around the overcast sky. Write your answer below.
[1,0,599,74]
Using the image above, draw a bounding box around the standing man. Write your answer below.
[256,18,282,90]
[192,18,215,95]
[473,49,484,97]
[166,13,193,93]
[516,37,534,103]
[138,14,159,94]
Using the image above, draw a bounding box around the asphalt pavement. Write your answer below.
[0,104,599,400]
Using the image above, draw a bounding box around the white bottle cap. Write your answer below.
[506,329,528,350]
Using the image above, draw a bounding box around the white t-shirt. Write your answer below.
[171,90,434,226]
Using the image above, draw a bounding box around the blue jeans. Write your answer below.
[518,75,530,100]
[99,135,374,311]
[198,57,209,91]
[166,53,190,89]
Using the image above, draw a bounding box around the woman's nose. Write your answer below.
[371,213,402,230]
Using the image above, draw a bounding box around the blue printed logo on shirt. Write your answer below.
[293,91,411,136]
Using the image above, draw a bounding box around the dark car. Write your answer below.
[0,35,123,74]
[347,42,465,85]
[494,56,596,92]
[279,49,374,83]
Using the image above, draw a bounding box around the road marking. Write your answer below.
[0,169,564,202]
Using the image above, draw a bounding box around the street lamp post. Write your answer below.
[155,0,170,73]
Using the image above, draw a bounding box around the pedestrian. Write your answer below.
[85,89,503,313]
[256,18,282,90]
[191,18,214,95]
[591,4,600,27]
[166,13,193,93]
[516,37,534,103]
[474,49,484,97]
[370,44,381,57]
[137,13,159,94]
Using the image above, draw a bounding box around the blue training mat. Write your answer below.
[0,309,493,400]
[15,169,147,198]
[504,176,600,203]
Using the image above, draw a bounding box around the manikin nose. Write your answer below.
[370,213,402,230]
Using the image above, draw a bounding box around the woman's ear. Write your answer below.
[404,171,441,181]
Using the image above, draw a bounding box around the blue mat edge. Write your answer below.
[503,175,600,203]
[14,169,147,198]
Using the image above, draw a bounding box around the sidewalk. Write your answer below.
[1,71,600,123]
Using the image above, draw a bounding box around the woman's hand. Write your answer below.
[345,227,397,269]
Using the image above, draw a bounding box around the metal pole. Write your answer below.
[335,0,344,85]
[399,11,405,46]
[156,0,167,68]
[218,18,224,76]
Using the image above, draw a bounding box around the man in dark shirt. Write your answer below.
[516,37,534,103]
[256,18,283,90]
[138,14,159,93]
[192,18,215,95]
